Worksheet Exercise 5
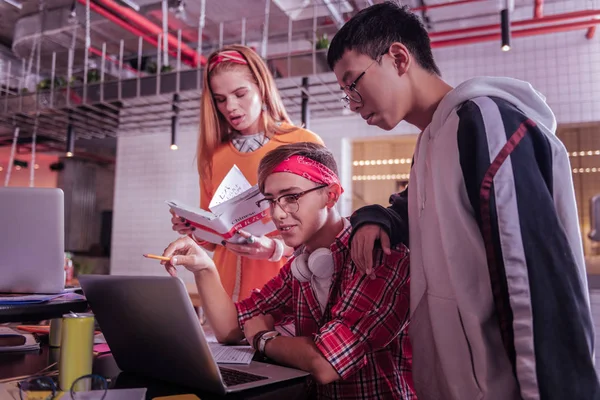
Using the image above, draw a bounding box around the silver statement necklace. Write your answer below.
[231,132,270,153]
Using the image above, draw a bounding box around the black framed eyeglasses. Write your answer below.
[340,50,388,108]
[256,184,327,214]
[19,374,109,399]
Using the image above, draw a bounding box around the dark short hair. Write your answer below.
[327,1,440,76]
[258,142,339,193]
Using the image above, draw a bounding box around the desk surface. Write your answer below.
[0,344,310,400]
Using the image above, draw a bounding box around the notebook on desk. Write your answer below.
[79,275,309,395]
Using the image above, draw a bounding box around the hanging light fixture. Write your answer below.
[68,0,77,24]
[501,8,511,51]
[171,93,179,151]
[500,0,514,52]
[66,123,75,157]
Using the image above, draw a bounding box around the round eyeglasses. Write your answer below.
[340,58,379,108]
[340,49,389,108]
[256,185,327,214]
[19,374,108,400]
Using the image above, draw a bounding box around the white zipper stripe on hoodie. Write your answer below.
[472,96,540,400]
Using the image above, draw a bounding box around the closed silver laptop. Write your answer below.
[0,188,65,294]
[79,275,309,395]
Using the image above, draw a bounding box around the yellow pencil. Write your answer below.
[143,254,171,261]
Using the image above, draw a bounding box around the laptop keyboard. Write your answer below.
[219,367,268,387]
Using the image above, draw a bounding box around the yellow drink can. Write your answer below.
[48,318,62,347]
[58,312,95,391]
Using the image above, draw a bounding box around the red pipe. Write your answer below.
[431,19,600,48]
[412,0,485,12]
[586,26,596,39]
[534,0,544,19]
[81,1,171,57]
[93,0,204,66]
[429,9,600,38]
[82,0,199,66]
[88,46,140,75]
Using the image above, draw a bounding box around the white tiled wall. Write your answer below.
[110,127,200,281]
[435,33,600,124]
[111,23,600,275]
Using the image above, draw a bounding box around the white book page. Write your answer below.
[209,165,252,210]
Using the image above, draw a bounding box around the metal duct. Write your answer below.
[0,43,37,91]
[11,4,140,77]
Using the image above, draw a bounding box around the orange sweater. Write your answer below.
[200,125,324,301]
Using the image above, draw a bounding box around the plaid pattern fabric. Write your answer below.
[236,223,416,399]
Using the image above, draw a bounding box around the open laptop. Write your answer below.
[78,275,309,395]
[0,188,65,294]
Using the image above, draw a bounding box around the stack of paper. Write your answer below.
[0,327,40,353]
[167,165,277,245]
[0,294,65,305]
[0,292,85,306]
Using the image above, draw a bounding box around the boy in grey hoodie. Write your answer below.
[327,2,599,400]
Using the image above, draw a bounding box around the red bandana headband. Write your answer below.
[208,50,248,72]
[271,155,344,193]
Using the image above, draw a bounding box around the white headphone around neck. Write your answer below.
[291,247,335,313]
[291,247,335,283]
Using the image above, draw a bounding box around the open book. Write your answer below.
[167,165,277,245]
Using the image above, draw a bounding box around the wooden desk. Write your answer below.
[0,344,310,399]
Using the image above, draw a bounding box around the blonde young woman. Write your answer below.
[171,44,323,301]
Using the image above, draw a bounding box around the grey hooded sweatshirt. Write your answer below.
[351,77,599,400]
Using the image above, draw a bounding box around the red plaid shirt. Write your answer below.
[236,222,416,399]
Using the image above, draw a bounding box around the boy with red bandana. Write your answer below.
[159,142,416,399]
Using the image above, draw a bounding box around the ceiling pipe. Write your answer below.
[429,9,600,39]
[92,0,204,66]
[431,18,600,48]
[534,0,543,19]
[80,0,177,58]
